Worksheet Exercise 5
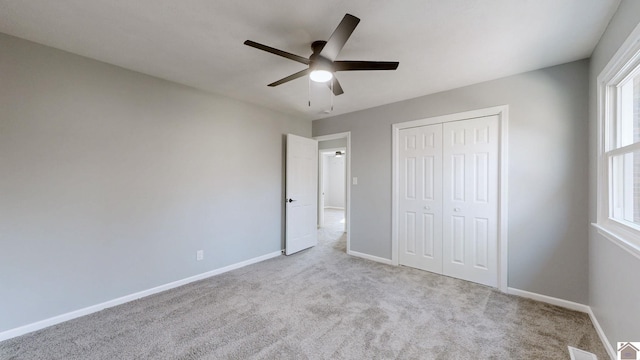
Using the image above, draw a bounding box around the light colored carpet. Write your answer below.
[0,209,607,359]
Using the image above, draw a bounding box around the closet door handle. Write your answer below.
[287,198,296,203]
[453,207,461,212]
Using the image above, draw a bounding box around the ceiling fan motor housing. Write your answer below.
[310,41,333,72]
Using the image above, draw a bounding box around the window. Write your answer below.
[596,23,640,257]
[609,71,640,227]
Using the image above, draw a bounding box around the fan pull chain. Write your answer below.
[308,77,311,107]
[330,79,334,112]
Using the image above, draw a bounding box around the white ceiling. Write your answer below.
[0,0,620,120]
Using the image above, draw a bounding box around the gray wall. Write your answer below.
[313,60,590,304]
[0,33,309,332]
[588,0,640,348]
[318,138,347,150]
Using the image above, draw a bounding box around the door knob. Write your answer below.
[424,206,431,210]
[454,207,461,212]
[288,198,296,203]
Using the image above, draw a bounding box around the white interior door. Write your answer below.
[398,124,443,273]
[286,134,318,255]
[442,115,499,287]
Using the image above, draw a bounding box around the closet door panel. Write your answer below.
[398,125,443,273]
[442,116,499,287]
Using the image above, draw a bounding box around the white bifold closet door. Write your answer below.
[398,124,443,274]
[398,115,499,287]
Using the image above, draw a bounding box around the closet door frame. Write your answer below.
[391,105,509,292]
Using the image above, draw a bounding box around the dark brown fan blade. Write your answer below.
[268,68,310,87]
[244,40,310,65]
[319,14,360,61]
[328,77,344,96]
[334,61,399,71]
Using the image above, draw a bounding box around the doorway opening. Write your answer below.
[319,148,346,229]
[315,132,351,253]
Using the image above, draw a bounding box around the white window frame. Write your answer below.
[594,21,640,260]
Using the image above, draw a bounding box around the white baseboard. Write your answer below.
[507,287,615,360]
[347,250,394,265]
[0,250,282,342]
[586,307,616,360]
[507,287,590,313]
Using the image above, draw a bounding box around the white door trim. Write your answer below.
[314,132,351,254]
[392,106,509,292]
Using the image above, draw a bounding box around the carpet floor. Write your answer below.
[0,209,607,359]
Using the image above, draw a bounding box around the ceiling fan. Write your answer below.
[244,13,399,96]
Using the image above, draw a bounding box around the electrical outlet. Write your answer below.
[196,250,204,261]
[352,177,358,185]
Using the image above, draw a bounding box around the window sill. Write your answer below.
[592,223,640,260]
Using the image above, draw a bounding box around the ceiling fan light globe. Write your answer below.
[309,70,333,83]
